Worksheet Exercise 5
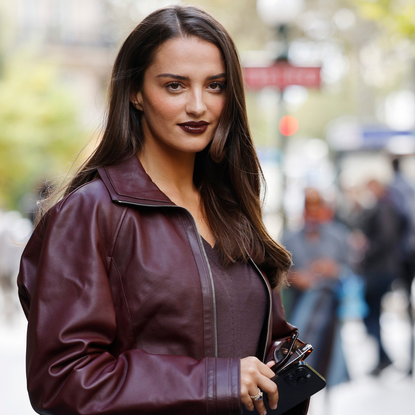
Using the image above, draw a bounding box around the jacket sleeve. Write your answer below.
[17,190,241,415]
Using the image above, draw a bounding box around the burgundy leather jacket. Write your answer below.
[18,156,307,415]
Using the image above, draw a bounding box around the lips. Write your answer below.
[178,121,209,134]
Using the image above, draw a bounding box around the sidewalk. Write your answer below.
[328,374,415,415]
[309,358,415,415]
[0,315,34,414]
[309,285,415,415]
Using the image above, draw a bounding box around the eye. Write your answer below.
[208,81,226,92]
[166,82,183,92]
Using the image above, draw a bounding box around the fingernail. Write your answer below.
[261,411,267,415]
[270,404,278,410]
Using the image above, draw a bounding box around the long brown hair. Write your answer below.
[40,5,291,289]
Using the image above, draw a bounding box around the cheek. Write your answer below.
[146,95,183,123]
[211,96,226,120]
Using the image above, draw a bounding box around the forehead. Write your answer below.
[148,36,225,75]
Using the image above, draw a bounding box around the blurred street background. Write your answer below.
[1,0,415,414]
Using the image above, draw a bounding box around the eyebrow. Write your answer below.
[156,73,226,81]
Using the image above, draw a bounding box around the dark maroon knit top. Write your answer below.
[202,238,268,359]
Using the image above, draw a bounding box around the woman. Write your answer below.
[17,5,308,415]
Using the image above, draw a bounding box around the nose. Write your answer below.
[185,89,207,117]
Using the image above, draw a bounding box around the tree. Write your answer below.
[354,0,415,39]
[0,53,88,211]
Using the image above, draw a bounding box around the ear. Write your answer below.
[130,91,144,111]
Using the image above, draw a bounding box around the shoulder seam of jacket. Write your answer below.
[56,178,101,211]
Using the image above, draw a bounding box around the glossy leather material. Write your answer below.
[18,156,304,415]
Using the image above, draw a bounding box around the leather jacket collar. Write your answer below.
[99,155,175,206]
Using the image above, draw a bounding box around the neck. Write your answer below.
[137,144,197,202]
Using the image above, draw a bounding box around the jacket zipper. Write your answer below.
[245,249,272,363]
[115,200,218,358]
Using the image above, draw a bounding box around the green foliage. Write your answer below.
[355,0,415,39]
[0,53,87,210]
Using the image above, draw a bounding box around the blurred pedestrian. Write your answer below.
[357,178,405,375]
[388,157,415,287]
[17,5,308,415]
[388,156,415,375]
[283,188,351,387]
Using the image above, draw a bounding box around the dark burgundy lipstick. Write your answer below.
[178,121,209,134]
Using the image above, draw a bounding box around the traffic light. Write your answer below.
[279,115,299,136]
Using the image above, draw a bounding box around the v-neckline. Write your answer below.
[201,235,216,251]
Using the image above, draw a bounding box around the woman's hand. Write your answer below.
[240,357,279,414]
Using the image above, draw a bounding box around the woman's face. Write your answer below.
[132,36,226,156]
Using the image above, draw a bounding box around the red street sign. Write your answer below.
[243,63,321,90]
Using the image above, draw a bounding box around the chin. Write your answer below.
[178,139,213,154]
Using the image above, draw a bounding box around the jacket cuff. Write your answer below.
[205,357,241,415]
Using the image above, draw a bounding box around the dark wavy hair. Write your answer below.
[40,5,291,289]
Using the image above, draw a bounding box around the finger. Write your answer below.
[250,387,267,415]
[241,380,256,412]
[266,360,275,368]
[258,363,276,379]
[258,378,279,411]
[267,383,279,410]
[241,392,255,412]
